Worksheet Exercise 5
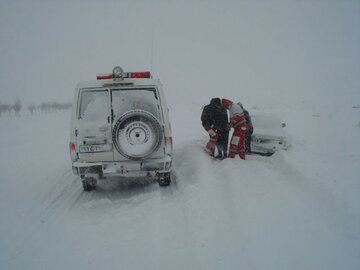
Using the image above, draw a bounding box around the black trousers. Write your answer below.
[217,129,229,155]
[245,126,254,153]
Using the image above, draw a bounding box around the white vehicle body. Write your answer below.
[251,114,287,154]
[69,67,173,190]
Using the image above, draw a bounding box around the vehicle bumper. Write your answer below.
[72,156,172,177]
[251,134,287,153]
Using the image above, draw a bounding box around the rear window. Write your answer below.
[78,90,109,121]
[111,88,160,120]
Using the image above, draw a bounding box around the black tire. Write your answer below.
[112,110,162,160]
[82,177,97,191]
[157,172,171,187]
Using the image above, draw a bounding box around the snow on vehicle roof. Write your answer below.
[76,78,160,89]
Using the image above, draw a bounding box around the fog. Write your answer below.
[0,0,359,107]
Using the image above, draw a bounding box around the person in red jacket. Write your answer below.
[221,98,248,160]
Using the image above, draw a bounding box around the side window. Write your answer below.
[112,89,160,120]
[78,90,109,122]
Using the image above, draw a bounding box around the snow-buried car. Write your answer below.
[69,66,173,191]
[251,114,287,155]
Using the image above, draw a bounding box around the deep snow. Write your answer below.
[1,0,360,269]
[0,102,359,270]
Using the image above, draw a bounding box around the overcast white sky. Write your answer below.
[0,0,359,107]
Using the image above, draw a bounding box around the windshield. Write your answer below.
[78,90,109,122]
[111,88,160,120]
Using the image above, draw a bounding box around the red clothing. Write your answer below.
[228,125,247,160]
[222,99,247,160]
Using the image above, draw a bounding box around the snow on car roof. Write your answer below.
[251,114,286,139]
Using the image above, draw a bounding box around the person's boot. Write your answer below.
[205,141,216,157]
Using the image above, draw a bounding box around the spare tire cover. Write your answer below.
[112,110,162,160]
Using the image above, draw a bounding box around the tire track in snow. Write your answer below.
[168,138,255,267]
[139,138,212,269]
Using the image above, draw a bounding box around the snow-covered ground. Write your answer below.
[1,0,360,269]
[0,102,359,270]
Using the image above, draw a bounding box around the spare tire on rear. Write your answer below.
[112,110,162,160]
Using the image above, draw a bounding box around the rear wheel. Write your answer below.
[82,177,97,191]
[157,172,171,187]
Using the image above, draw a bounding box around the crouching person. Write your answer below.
[201,98,228,158]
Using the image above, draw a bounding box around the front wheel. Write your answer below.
[157,172,171,187]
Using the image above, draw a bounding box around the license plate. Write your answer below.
[79,144,112,153]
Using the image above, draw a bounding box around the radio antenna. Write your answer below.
[150,21,154,73]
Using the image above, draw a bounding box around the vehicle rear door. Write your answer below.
[111,87,165,161]
[76,89,114,162]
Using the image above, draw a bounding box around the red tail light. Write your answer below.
[70,142,76,151]
[69,142,78,162]
[165,137,173,155]
[165,137,173,146]
[130,72,151,78]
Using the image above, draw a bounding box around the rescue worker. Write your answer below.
[238,102,254,154]
[201,98,229,159]
[221,98,247,160]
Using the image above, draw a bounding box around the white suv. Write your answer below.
[69,66,173,191]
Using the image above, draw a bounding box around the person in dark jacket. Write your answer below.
[201,98,229,159]
[238,102,253,154]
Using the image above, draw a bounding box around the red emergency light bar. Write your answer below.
[97,74,113,80]
[97,71,151,80]
[130,71,151,78]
